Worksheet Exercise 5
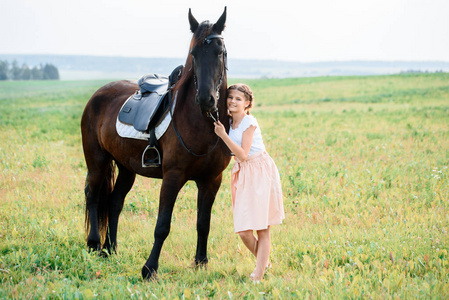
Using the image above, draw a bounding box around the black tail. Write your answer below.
[84,161,116,245]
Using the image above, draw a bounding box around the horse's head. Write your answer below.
[188,7,227,114]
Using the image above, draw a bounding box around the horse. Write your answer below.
[81,7,231,279]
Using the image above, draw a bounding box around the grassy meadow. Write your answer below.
[0,73,448,298]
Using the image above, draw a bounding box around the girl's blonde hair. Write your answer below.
[227,83,254,115]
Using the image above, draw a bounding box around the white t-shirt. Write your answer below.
[229,115,266,156]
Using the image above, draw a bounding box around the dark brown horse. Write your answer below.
[81,8,230,279]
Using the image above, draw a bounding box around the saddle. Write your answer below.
[118,65,183,167]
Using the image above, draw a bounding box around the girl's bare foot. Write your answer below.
[250,272,262,283]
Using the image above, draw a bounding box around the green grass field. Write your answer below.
[1,73,448,298]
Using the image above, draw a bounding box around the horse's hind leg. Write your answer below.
[102,164,136,255]
[195,175,223,266]
[85,159,113,252]
[83,128,116,252]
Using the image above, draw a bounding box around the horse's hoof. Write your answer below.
[100,244,117,257]
[99,248,111,258]
[141,264,157,280]
[194,258,208,269]
[87,243,101,253]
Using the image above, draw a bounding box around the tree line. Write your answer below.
[0,60,59,80]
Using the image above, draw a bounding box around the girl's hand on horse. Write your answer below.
[214,120,226,138]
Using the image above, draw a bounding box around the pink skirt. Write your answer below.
[231,151,285,233]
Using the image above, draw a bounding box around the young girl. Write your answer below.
[214,83,285,282]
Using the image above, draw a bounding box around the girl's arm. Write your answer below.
[214,120,255,162]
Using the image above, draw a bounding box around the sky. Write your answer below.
[1,0,448,62]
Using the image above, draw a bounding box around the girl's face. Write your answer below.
[227,89,250,115]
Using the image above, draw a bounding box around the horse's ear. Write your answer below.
[212,6,227,34]
[189,8,199,33]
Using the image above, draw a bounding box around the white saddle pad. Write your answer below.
[116,93,176,141]
[116,111,171,141]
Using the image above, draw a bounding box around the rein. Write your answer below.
[169,90,220,157]
[167,34,225,157]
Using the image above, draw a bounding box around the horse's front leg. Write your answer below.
[194,174,223,267]
[141,173,186,279]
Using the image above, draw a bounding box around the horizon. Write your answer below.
[2,54,447,80]
[1,53,449,64]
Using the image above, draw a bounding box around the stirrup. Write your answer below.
[142,145,161,167]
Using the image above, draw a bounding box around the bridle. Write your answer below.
[192,33,227,121]
[169,34,226,157]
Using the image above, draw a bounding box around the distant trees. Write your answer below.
[0,60,59,80]
[0,61,8,80]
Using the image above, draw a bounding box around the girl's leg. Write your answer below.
[251,227,271,281]
[238,230,258,257]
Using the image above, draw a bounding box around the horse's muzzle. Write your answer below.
[196,94,217,114]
